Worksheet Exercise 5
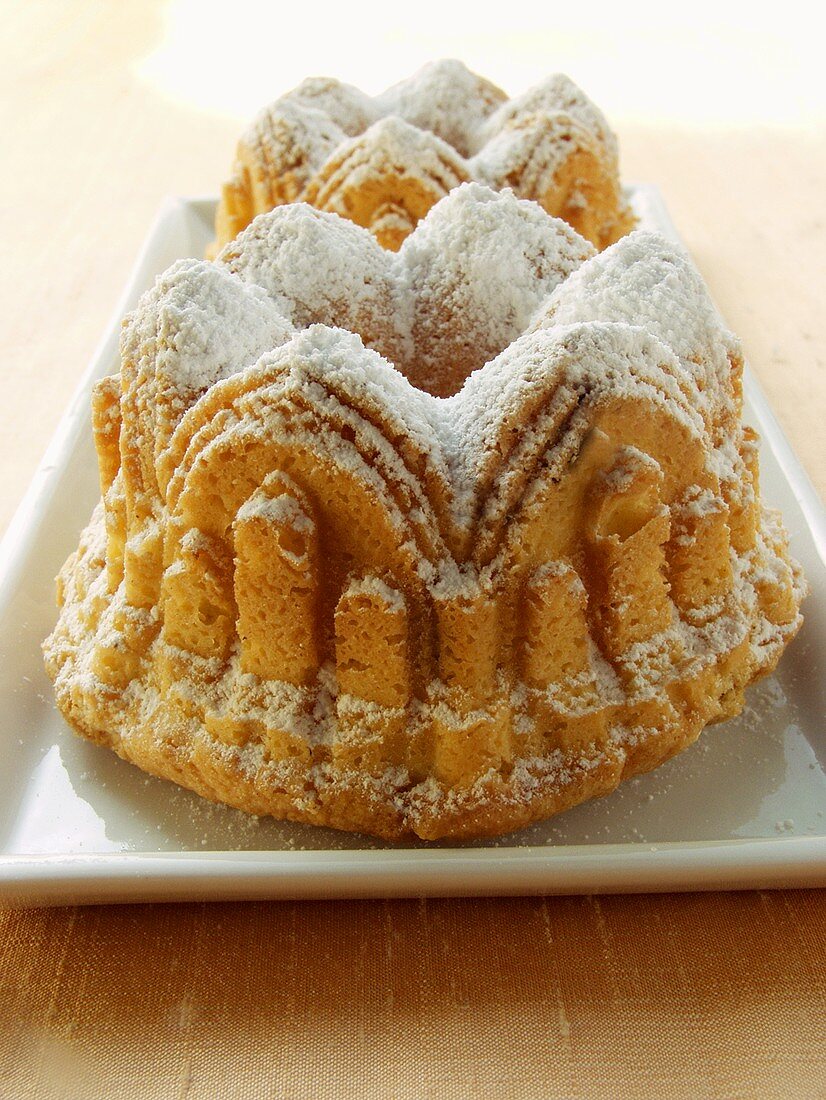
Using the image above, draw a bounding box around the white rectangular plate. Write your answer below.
[1,188,824,905]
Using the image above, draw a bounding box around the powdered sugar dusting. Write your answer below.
[218,205,398,336]
[236,491,314,532]
[534,231,739,416]
[279,75,378,137]
[343,575,405,611]
[480,73,619,159]
[153,260,292,395]
[242,100,346,202]
[400,183,596,393]
[375,59,507,157]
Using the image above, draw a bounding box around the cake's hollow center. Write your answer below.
[347,293,540,400]
[219,186,597,399]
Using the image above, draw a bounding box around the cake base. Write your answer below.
[45,507,802,841]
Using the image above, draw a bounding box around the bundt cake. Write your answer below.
[44,184,805,840]
[209,59,635,256]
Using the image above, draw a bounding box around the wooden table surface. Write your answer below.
[1,3,824,1098]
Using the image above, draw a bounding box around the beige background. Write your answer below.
[1,2,824,1097]
[1,1,824,539]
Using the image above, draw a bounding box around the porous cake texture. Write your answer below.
[209,59,635,256]
[44,185,804,840]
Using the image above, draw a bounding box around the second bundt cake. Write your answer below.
[209,59,635,256]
